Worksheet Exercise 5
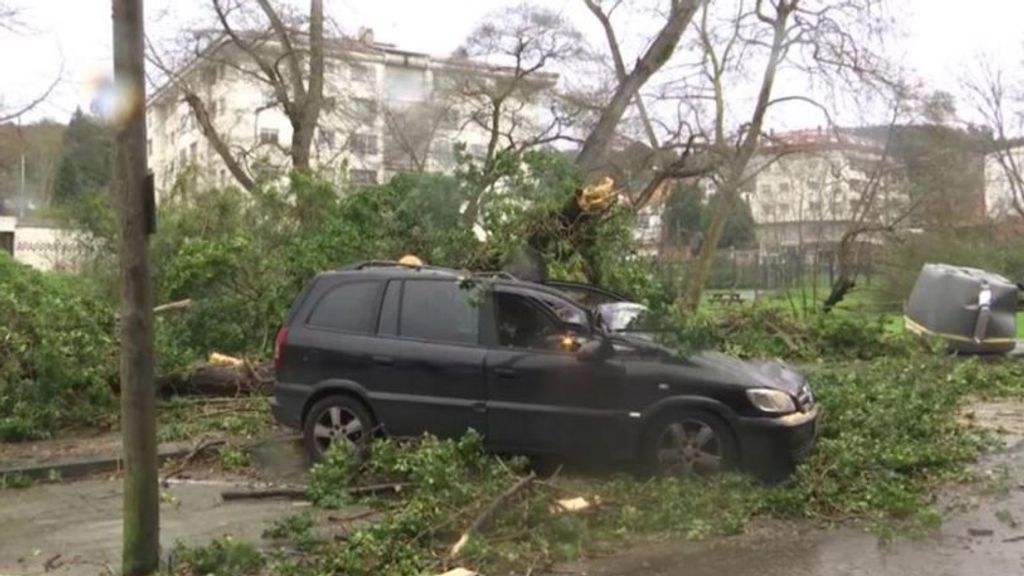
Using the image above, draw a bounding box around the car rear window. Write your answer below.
[307,280,382,333]
[399,280,479,344]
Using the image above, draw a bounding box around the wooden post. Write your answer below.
[112,0,159,573]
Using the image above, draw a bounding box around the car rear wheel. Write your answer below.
[642,410,737,479]
[303,395,373,462]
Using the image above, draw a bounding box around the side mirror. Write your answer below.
[577,337,613,362]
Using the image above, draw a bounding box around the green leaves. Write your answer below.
[0,253,116,440]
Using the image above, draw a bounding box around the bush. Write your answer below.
[653,303,916,361]
[167,536,264,576]
[0,253,116,440]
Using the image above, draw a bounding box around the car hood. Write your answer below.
[608,334,805,394]
[683,350,805,394]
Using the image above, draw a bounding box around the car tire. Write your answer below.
[302,395,374,463]
[640,409,738,479]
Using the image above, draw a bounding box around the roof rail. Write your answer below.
[473,270,520,281]
[344,260,452,272]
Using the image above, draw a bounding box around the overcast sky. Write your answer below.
[2,0,1022,127]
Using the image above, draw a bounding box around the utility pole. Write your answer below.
[112,0,159,574]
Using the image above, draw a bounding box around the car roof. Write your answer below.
[318,261,588,305]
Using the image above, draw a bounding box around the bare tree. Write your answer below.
[454,3,586,225]
[574,0,706,175]
[0,3,62,123]
[678,0,895,311]
[963,60,1024,221]
[822,103,918,311]
[148,0,324,190]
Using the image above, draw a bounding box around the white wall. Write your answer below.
[985,149,1024,221]
[11,224,91,272]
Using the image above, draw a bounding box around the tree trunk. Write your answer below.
[184,93,256,191]
[681,187,733,311]
[575,0,702,175]
[290,0,324,173]
[112,0,159,573]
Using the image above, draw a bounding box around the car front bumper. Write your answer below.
[735,405,820,482]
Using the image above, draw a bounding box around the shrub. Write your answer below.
[167,536,264,576]
[0,253,116,440]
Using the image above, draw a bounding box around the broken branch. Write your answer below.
[447,472,537,560]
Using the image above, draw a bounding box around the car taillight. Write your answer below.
[274,326,289,371]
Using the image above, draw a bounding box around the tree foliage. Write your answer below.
[0,253,116,440]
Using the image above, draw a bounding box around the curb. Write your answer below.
[0,442,193,482]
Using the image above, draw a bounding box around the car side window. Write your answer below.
[307,280,382,333]
[494,291,562,350]
[399,280,480,344]
[377,280,401,336]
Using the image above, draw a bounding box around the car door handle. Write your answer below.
[494,367,517,379]
[371,355,394,366]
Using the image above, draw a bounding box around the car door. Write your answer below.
[482,287,629,459]
[365,278,487,440]
[292,277,394,398]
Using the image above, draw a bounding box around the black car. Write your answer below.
[271,261,819,480]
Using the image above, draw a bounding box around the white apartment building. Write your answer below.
[146,30,555,199]
[743,129,902,255]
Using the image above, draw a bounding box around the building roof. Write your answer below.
[147,29,558,107]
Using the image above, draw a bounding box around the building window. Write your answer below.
[349,169,378,185]
[433,138,454,166]
[318,129,336,150]
[0,231,13,255]
[353,97,377,123]
[778,203,790,215]
[440,107,460,130]
[808,200,822,213]
[217,98,227,116]
[259,128,280,146]
[351,63,374,84]
[760,183,773,195]
[778,181,791,193]
[322,97,337,113]
[219,169,226,186]
[469,143,487,158]
[351,133,378,156]
[189,142,198,161]
[178,149,187,166]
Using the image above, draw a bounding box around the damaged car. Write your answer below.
[271,261,819,481]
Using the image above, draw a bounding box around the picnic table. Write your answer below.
[709,292,743,305]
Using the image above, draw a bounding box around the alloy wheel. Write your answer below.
[655,419,722,478]
[312,405,365,455]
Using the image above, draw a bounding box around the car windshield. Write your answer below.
[597,302,649,332]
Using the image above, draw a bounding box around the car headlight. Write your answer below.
[746,388,796,414]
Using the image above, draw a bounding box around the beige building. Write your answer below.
[146,30,555,199]
[984,146,1024,221]
[743,129,903,256]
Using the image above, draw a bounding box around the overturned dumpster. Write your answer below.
[904,263,1019,354]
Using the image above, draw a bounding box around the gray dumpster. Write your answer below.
[904,263,1018,354]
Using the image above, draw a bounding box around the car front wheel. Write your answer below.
[303,395,373,462]
[641,410,737,478]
